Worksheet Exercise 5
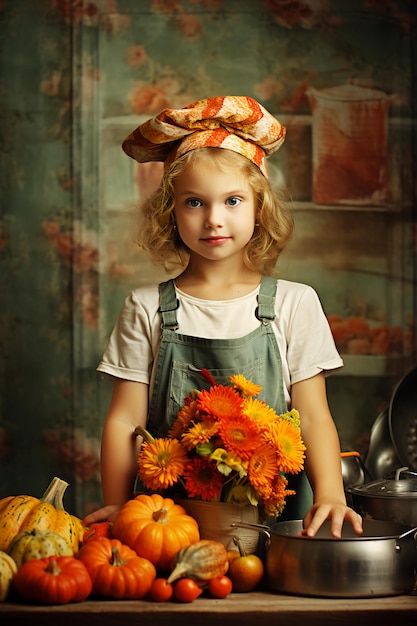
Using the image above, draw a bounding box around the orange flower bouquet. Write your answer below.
[135,370,306,518]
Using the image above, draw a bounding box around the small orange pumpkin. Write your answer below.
[112,494,200,571]
[14,556,92,605]
[77,536,156,599]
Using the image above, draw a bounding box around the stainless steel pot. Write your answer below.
[341,451,367,487]
[346,469,417,527]
[389,366,417,471]
[364,409,402,480]
[364,367,417,480]
[233,519,417,598]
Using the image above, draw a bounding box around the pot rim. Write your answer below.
[233,519,417,542]
[346,481,417,499]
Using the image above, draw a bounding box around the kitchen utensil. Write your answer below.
[232,519,417,598]
[346,470,417,527]
[389,366,417,471]
[306,84,391,205]
[364,408,402,479]
[340,451,366,487]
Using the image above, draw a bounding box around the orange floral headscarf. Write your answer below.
[122,95,286,178]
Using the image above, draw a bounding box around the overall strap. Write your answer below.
[159,276,277,327]
[256,275,277,322]
[158,279,179,330]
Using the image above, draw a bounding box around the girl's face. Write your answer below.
[173,157,257,263]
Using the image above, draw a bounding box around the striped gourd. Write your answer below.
[7,528,73,568]
[0,477,85,554]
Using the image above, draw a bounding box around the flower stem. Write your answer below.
[134,425,155,444]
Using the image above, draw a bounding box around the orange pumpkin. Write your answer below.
[77,536,156,599]
[0,477,85,554]
[112,494,200,571]
[14,556,92,605]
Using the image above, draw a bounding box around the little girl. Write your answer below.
[85,96,362,538]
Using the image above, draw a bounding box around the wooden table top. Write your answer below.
[1,590,417,626]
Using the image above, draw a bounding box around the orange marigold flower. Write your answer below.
[181,418,218,450]
[247,443,278,491]
[169,400,199,438]
[269,420,306,474]
[138,438,188,491]
[183,457,224,501]
[230,374,262,398]
[197,385,243,420]
[261,473,291,518]
[217,412,261,460]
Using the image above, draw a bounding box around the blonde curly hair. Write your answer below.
[137,147,294,275]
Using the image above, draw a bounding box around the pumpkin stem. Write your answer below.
[40,476,69,507]
[152,507,168,523]
[111,546,126,567]
[53,481,69,511]
[46,558,62,576]
[134,425,155,444]
[233,535,247,557]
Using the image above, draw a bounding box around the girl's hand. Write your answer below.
[302,501,363,538]
[83,504,123,526]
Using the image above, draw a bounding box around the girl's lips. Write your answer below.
[201,236,231,245]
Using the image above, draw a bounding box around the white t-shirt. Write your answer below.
[97,279,343,406]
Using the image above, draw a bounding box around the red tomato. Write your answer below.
[173,578,202,603]
[208,575,233,599]
[149,578,173,602]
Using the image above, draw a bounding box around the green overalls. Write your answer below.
[146,275,312,520]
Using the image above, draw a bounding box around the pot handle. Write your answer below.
[397,526,417,541]
[231,522,272,550]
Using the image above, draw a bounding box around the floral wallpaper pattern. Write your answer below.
[0,0,416,517]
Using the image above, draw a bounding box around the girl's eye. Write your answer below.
[226,196,241,207]
[186,198,202,208]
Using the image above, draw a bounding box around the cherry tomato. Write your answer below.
[173,578,203,603]
[208,575,233,599]
[149,578,173,602]
[228,553,264,592]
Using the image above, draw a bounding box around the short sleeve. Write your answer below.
[96,288,160,383]
[280,282,343,385]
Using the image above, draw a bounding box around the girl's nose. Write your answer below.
[204,206,223,229]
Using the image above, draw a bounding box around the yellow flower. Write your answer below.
[210,447,247,477]
[279,408,301,429]
[269,420,306,474]
[138,438,188,491]
[243,397,279,427]
[230,374,262,398]
[181,418,218,450]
